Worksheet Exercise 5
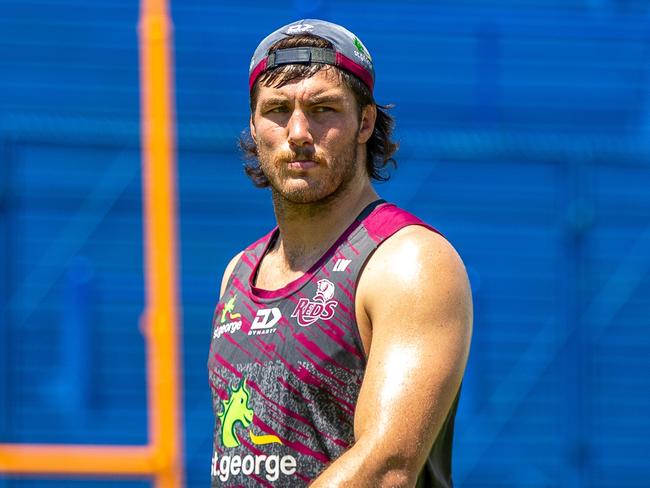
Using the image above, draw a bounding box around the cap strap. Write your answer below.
[267,47,336,69]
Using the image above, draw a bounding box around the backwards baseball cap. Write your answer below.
[248,19,375,92]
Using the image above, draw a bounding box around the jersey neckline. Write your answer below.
[249,199,386,301]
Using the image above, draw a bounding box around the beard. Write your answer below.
[256,137,361,205]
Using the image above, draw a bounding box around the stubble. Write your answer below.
[256,136,362,218]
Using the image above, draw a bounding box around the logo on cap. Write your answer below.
[353,37,372,61]
[286,23,314,35]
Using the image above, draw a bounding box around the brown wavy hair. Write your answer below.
[240,34,398,188]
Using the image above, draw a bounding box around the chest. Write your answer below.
[211,276,364,365]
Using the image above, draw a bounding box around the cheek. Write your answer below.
[318,125,352,147]
[253,115,284,137]
[329,115,360,140]
[253,130,280,153]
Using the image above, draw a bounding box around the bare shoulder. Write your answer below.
[366,225,467,277]
[352,225,472,474]
[359,225,472,335]
[219,251,244,298]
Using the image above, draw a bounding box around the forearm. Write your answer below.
[310,440,417,488]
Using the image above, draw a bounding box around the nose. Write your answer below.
[287,109,313,147]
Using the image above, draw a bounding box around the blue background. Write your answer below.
[1,0,649,486]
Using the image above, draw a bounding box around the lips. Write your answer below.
[287,160,317,170]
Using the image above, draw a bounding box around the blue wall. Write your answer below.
[1,1,650,487]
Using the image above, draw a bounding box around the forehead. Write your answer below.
[255,68,353,102]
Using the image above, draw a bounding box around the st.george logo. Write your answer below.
[214,296,243,339]
[217,377,282,448]
[214,377,296,483]
[291,279,338,327]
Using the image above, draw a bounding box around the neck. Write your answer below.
[270,179,379,271]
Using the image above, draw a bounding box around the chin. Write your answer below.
[274,181,339,204]
[279,189,331,204]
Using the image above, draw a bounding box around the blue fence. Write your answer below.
[1,1,649,487]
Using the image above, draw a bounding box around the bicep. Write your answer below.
[354,228,472,470]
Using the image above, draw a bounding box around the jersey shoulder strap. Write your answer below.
[361,202,442,244]
[224,228,276,293]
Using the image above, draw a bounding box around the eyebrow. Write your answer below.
[258,92,346,110]
[307,94,345,105]
[259,97,290,109]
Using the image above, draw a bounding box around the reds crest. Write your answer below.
[291,279,338,327]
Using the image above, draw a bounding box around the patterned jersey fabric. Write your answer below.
[208,200,458,487]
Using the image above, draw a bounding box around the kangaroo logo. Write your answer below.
[353,37,372,61]
[214,296,243,339]
[217,377,282,448]
[221,296,241,324]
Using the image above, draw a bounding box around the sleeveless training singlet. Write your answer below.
[207,200,459,487]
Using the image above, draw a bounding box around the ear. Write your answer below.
[249,115,257,141]
[357,104,377,144]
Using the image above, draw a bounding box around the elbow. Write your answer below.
[376,455,419,488]
[378,469,416,488]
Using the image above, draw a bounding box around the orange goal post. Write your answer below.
[0,1,185,486]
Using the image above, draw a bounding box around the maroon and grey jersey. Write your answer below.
[207,200,459,487]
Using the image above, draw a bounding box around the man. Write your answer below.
[208,19,472,487]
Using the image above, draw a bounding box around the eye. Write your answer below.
[240,398,244,403]
[267,106,288,114]
[313,106,334,113]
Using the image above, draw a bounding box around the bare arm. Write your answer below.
[219,251,243,298]
[310,227,473,487]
